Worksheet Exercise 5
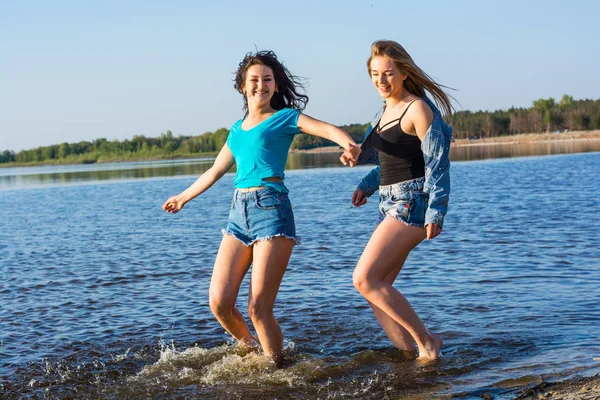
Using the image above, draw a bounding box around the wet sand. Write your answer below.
[510,373,600,399]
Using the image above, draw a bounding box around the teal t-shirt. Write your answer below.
[227,108,302,192]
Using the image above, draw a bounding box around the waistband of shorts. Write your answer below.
[379,176,425,195]
[233,186,285,200]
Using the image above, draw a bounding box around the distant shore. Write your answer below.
[292,130,600,154]
[2,130,599,168]
[452,129,600,147]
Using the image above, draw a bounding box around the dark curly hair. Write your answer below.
[234,50,308,113]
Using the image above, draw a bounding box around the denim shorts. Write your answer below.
[378,176,428,228]
[222,187,300,246]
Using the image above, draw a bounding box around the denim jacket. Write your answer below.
[356,97,452,228]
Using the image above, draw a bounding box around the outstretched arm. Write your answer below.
[297,114,360,166]
[162,143,235,213]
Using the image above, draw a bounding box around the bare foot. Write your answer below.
[417,332,443,361]
[238,336,260,353]
[398,349,418,361]
[269,354,284,368]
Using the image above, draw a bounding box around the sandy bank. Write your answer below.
[511,372,600,399]
[292,130,600,154]
[453,130,600,147]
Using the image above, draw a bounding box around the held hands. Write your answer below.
[162,195,186,214]
[340,143,361,167]
[426,223,442,240]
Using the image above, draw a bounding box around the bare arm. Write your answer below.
[162,143,235,213]
[409,100,440,239]
[411,100,434,141]
[297,113,360,165]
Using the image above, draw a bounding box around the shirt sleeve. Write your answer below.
[284,108,302,137]
[226,121,239,151]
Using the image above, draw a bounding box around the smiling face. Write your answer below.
[242,64,277,108]
[369,55,407,100]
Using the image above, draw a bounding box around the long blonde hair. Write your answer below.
[368,40,454,116]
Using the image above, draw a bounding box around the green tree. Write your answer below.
[58,142,71,158]
[533,97,556,132]
[0,150,15,163]
[559,94,574,108]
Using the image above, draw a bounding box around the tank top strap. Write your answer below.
[397,99,419,121]
[378,118,401,131]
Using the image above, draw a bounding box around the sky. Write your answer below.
[1,0,599,152]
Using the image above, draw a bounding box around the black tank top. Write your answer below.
[371,100,425,185]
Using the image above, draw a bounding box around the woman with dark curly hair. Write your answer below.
[163,50,360,365]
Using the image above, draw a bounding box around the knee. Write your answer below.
[247,297,273,322]
[209,291,235,320]
[352,267,375,295]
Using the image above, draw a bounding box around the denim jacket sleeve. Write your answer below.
[357,165,380,197]
[421,97,452,228]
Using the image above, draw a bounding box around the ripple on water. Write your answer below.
[2,152,600,398]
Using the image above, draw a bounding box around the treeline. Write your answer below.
[447,95,600,139]
[0,123,369,165]
[2,95,599,165]
[0,129,230,165]
[291,123,368,149]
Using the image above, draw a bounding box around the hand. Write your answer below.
[425,223,442,240]
[351,188,367,207]
[340,143,361,167]
[162,195,186,214]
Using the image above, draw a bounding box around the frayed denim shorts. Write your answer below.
[222,187,300,246]
[378,176,428,228]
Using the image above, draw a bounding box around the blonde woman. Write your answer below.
[342,40,453,360]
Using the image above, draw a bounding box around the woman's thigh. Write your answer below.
[248,237,295,308]
[355,218,426,283]
[210,234,253,304]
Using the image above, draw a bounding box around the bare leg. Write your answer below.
[353,218,443,360]
[247,237,294,364]
[367,257,416,351]
[369,300,416,352]
[209,235,256,347]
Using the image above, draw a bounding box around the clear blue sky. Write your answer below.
[1,0,598,152]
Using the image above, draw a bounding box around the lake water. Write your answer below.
[2,139,599,191]
[1,143,599,399]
